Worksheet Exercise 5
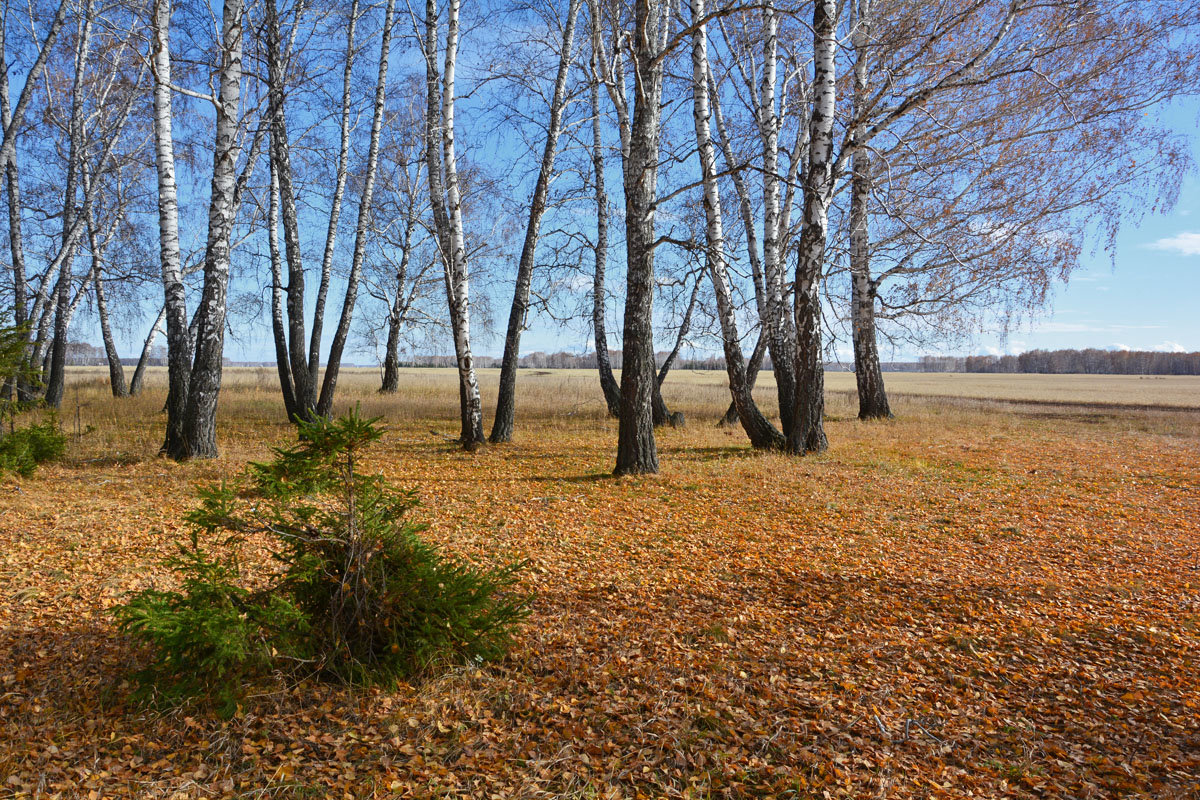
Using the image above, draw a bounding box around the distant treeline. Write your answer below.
[958,349,1200,375]
[71,345,1199,376]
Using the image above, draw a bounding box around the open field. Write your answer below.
[2,368,1198,798]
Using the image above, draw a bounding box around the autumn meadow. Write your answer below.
[0,368,1196,799]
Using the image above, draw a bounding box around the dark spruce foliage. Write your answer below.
[115,411,529,713]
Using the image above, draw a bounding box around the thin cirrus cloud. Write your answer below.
[1147,231,1200,256]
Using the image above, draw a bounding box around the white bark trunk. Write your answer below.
[423,0,484,447]
[787,0,836,455]
[182,0,246,458]
[316,0,397,417]
[152,0,189,457]
[690,0,782,449]
[490,0,582,443]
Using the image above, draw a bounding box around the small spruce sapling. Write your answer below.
[115,410,529,710]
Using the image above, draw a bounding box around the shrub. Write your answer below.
[0,318,64,477]
[114,411,529,710]
[0,418,67,477]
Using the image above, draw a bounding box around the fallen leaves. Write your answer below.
[0,389,1197,798]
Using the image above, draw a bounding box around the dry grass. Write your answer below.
[2,368,1198,798]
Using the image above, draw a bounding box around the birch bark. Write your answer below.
[588,2,620,417]
[490,0,582,443]
[130,306,166,397]
[152,0,190,457]
[87,206,127,397]
[612,0,672,475]
[44,0,96,407]
[423,0,485,448]
[787,0,836,455]
[690,0,782,448]
[316,0,397,417]
[847,0,890,420]
[181,0,246,458]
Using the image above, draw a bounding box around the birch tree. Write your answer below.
[689,0,783,449]
[846,0,888,419]
[838,0,1200,421]
[587,15,620,417]
[150,0,189,457]
[589,0,675,474]
[262,0,397,422]
[180,0,247,458]
[785,0,835,454]
[422,0,485,449]
[490,0,583,443]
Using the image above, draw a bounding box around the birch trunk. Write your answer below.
[756,1,796,436]
[787,0,836,455]
[1,0,85,390]
[89,217,127,397]
[130,306,166,396]
[490,0,582,443]
[265,0,315,418]
[182,0,245,458]
[651,276,698,428]
[44,0,96,407]
[847,0,890,420]
[309,0,360,381]
[613,0,669,475]
[423,0,484,448]
[267,145,299,420]
[380,216,416,394]
[719,328,768,427]
[152,0,190,457]
[0,12,25,330]
[588,9,620,417]
[315,0,396,418]
[690,0,782,448]
[0,0,69,169]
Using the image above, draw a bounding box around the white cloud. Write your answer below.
[1031,321,1165,334]
[1108,343,1131,351]
[1147,231,1200,256]
[1153,340,1187,353]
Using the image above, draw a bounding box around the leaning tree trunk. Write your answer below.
[651,274,700,428]
[308,0,359,385]
[44,0,95,408]
[152,0,190,457]
[316,0,395,418]
[690,1,783,448]
[848,0,890,421]
[181,0,245,459]
[490,0,582,443]
[92,254,128,398]
[380,216,415,394]
[719,328,767,426]
[613,0,667,476]
[130,305,165,397]
[787,0,836,455]
[588,21,620,417]
[2,0,69,400]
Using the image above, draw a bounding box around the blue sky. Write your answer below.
[948,99,1200,358]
